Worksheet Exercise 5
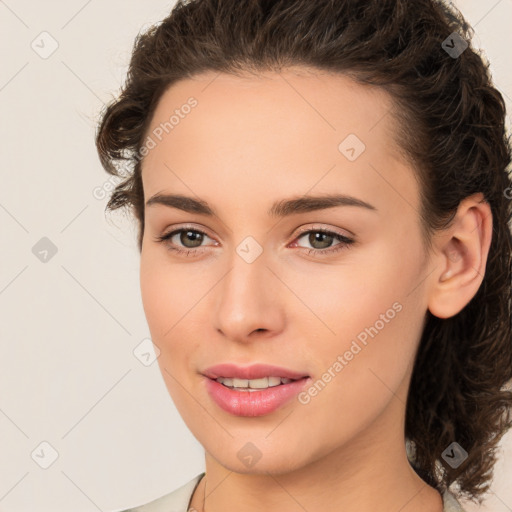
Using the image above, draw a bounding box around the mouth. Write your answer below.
[202,362,310,383]
[203,371,312,417]
[201,363,310,414]
[213,375,305,391]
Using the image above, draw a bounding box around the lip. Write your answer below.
[202,363,309,380]
[204,375,311,417]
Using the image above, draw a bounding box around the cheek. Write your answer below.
[140,248,191,336]
[287,230,424,344]
[290,289,423,449]
[140,249,204,376]
[140,255,188,382]
[295,235,426,424]
[140,258,196,413]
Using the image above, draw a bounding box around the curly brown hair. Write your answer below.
[95,0,512,505]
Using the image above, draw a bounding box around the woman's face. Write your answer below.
[139,68,433,474]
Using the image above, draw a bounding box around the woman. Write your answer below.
[96,0,512,511]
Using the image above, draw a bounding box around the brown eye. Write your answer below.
[154,226,215,257]
[176,229,204,248]
[294,228,354,255]
[305,231,335,250]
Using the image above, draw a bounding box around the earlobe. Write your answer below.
[427,193,492,319]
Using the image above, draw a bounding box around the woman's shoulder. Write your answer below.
[115,472,205,512]
[114,472,465,512]
[442,488,467,512]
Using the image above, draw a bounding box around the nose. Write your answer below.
[212,247,285,343]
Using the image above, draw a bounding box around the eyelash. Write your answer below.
[153,224,355,258]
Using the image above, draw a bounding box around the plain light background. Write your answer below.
[0,1,510,511]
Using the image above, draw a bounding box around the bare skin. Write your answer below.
[139,68,491,512]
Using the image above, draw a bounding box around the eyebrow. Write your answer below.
[146,192,377,217]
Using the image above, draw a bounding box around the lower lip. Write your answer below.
[204,377,311,417]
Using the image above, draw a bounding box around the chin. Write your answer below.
[204,438,315,476]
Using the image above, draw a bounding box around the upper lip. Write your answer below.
[202,363,309,381]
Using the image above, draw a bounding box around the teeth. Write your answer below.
[216,376,294,390]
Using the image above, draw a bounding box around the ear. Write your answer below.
[427,193,493,319]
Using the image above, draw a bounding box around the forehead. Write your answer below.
[140,68,414,216]
[143,68,399,156]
